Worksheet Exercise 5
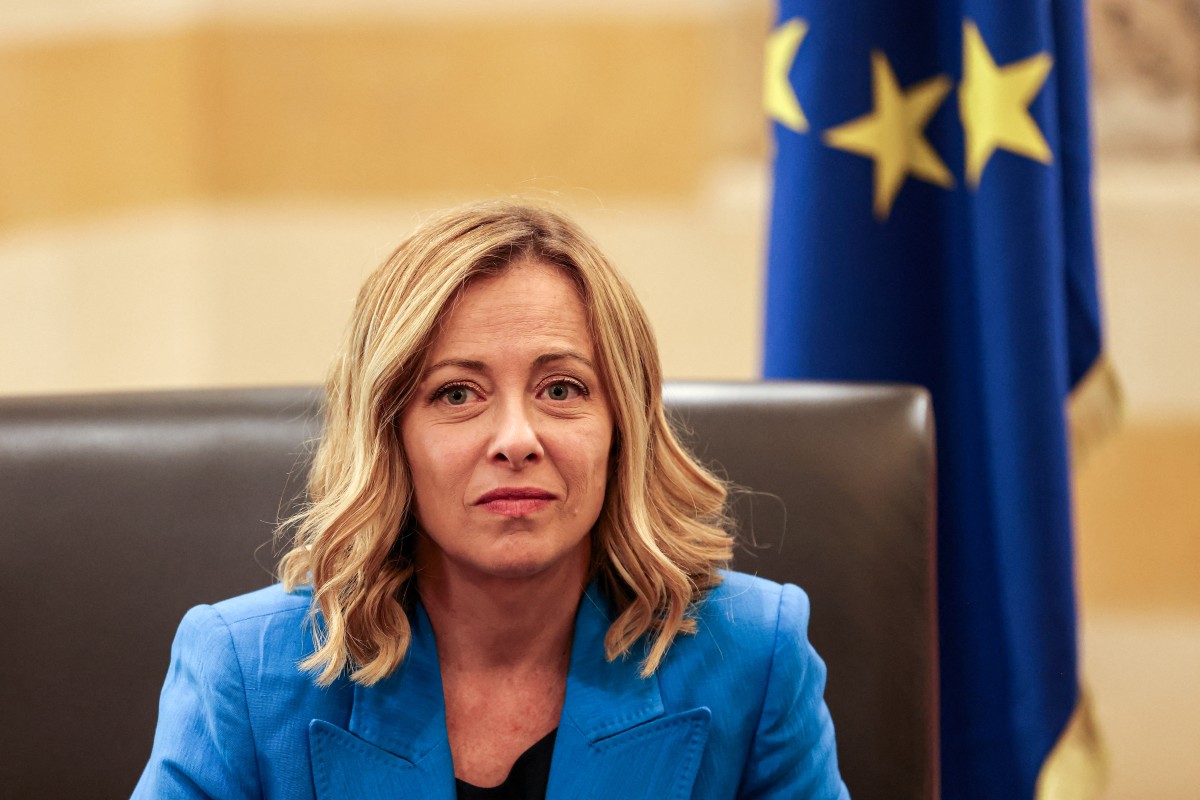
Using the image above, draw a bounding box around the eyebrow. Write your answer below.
[421,350,595,380]
[534,350,595,369]
[417,357,482,381]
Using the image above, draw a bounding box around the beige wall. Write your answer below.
[0,1,771,394]
[0,194,770,393]
[1,3,1197,797]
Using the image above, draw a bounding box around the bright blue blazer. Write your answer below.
[134,570,849,799]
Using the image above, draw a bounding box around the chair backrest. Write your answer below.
[0,382,937,799]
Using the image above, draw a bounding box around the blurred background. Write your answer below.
[0,1,1195,796]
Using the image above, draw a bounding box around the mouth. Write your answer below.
[474,487,557,517]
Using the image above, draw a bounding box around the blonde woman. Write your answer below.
[135,203,848,799]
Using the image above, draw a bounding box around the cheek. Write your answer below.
[404,428,478,505]
[559,423,614,509]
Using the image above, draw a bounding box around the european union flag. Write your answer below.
[762,1,1109,797]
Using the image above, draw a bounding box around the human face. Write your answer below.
[400,260,613,586]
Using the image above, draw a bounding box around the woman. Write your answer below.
[134,202,849,799]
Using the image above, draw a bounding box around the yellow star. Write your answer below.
[764,18,809,133]
[823,51,954,220]
[959,20,1053,187]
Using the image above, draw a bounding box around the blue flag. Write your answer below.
[763,2,1104,797]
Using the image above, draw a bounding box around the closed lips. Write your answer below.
[474,488,557,504]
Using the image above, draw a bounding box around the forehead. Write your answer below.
[427,260,594,359]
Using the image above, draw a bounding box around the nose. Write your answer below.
[487,398,544,468]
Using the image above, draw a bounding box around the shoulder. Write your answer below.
[172,584,317,674]
[654,571,844,794]
[658,570,814,691]
[697,574,846,797]
[138,587,335,798]
[207,582,313,624]
[692,569,811,643]
[166,583,346,730]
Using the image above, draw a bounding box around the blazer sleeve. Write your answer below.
[738,583,850,799]
[132,605,262,800]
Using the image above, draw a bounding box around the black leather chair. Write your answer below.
[0,382,937,799]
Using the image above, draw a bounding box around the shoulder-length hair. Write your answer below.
[279,201,733,686]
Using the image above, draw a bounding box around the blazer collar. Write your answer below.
[309,582,710,800]
[547,583,711,799]
[344,600,448,762]
[558,581,665,740]
[310,601,456,800]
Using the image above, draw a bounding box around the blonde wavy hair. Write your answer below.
[279,201,733,686]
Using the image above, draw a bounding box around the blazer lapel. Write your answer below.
[547,585,712,800]
[309,584,712,800]
[309,603,456,800]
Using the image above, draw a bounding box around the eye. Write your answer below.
[444,387,473,405]
[431,382,481,406]
[541,379,586,401]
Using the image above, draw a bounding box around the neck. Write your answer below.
[415,545,589,674]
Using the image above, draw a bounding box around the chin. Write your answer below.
[482,560,554,580]
[476,538,589,581]
[478,550,566,580]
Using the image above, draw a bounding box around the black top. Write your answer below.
[455,728,558,800]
